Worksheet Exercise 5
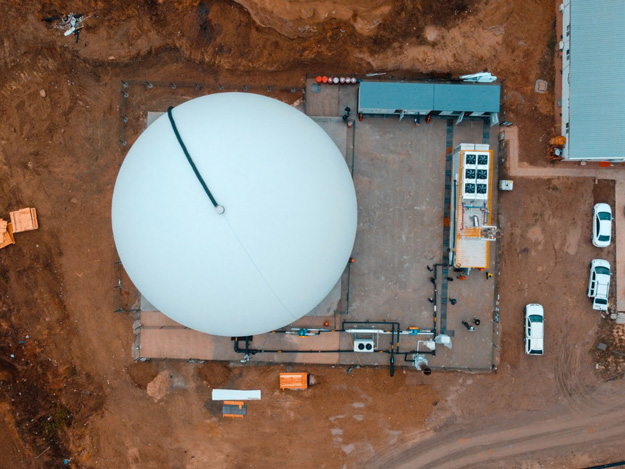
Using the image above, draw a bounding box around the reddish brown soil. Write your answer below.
[5,1,613,468]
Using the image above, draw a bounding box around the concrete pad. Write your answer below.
[452,119,485,148]
[139,327,220,360]
[348,117,447,328]
[428,270,496,369]
[305,78,340,116]
[132,89,499,371]
[305,77,359,119]
[140,311,184,327]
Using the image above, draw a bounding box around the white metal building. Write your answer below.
[560,0,625,161]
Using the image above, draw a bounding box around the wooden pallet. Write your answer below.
[10,208,38,233]
[0,223,15,250]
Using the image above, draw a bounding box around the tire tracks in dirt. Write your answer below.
[554,336,598,414]
[0,47,60,100]
[369,382,625,468]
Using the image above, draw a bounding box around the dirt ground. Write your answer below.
[3,0,623,467]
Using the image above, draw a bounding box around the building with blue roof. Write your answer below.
[358,81,500,125]
[560,0,625,161]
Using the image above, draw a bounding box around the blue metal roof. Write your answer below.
[434,84,500,112]
[569,0,625,159]
[358,81,500,114]
[358,82,434,112]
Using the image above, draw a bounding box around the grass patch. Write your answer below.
[41,403,72,439]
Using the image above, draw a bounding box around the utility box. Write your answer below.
[353,338,375,352]
[280,372,309,390]
[499,180,513,191]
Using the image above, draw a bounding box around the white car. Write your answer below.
[592,203,612,247]
[524,304,544,355]
[587,259,610,311]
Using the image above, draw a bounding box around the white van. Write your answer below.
[587,259,610,311]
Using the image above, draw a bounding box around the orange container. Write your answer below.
[280,372,309,390]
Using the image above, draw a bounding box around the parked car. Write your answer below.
[587,259,610,311]
[592,203,612,247]
[524,303,544,355]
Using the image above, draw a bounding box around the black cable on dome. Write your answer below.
[167,106,224,214]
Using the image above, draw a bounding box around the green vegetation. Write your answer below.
[41,403,72,439]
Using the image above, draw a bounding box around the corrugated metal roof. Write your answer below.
[455,238,488,269]
[434,84,500,112]
[358,82,435,112]
[569,0,625,159]
[358,81,500,113]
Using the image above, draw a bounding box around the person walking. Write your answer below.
[462,321,475,331]
[449,298,457,305]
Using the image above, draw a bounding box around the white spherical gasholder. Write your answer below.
[112,93,357,337]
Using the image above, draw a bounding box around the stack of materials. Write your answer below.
[10,208,38,232]
[0,207,38,250]
[0,219,15,249]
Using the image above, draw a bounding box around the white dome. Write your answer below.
[112,93,357,337]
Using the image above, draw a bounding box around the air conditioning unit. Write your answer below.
[353,338,375,353]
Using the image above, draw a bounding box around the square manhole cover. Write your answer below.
[535,79,548,93]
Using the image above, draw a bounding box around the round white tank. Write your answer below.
[112,93,357,337]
